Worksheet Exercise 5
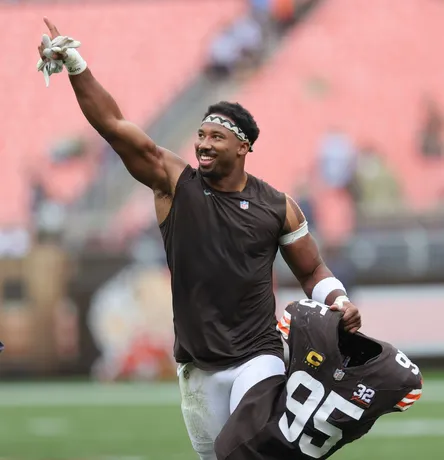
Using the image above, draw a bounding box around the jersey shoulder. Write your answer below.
[248,174,286,205]
[277,298,336,341]
[353,338,423,413]
[248,173,284,196]
[176,164,197,186]
[382,345,423,412]
[247,174,286,226]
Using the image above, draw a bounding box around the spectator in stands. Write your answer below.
[419,98,443,158]
[206,31,241,79]
[352,144,402,215]
[315,128,357,245]
[318,127,356,190]
[206,15,265,80]
[233,16,265,71]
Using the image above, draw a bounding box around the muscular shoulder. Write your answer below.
[282,194,306,234]
[157,147,191,197]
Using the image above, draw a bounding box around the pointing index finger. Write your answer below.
[43,17,60,39]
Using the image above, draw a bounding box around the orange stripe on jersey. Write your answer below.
[281,315,291,326]
[395,401,416,411]
[277,322,289,335]
[395,388,422,411]
[277,322,289,338]
[396,400,414,408]
[406,389,422,396]
[404,394,422,401]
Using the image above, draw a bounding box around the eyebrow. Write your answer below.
[198,128,227,137]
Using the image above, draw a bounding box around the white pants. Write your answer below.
[178,354,285,460]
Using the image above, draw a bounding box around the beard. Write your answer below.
[199,166,222,180]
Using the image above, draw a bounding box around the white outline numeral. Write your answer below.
[279,371,364,458]
[395,350,419,375]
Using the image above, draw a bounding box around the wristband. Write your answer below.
[312,277,347,304]
[63,48,87,75]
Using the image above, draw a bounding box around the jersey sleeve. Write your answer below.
[175,164,195,188]
[392,351,423,412]
[394,386,423,411]
[276,305,293,341]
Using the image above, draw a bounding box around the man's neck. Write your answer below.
[204,171,249,193]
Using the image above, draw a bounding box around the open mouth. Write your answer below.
[198,154,216,167]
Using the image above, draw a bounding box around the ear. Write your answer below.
[237,141,250,157]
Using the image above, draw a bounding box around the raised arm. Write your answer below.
[279,195,361,332]
[40,18,186,194]
[68,69,186,192]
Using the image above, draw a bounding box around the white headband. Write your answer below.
[202,114,253,151]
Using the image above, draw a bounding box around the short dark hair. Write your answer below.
[203,101,260,149]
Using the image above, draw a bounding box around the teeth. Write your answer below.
[201,155,213,161]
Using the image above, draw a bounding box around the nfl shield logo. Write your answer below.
[240,200,249,210]
[333,368,345,381]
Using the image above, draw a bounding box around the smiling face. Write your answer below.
[195,116,250,180]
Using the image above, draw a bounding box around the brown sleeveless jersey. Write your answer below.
[160,165,287,370]
[215,299,423,459]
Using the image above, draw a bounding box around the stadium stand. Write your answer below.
[235,0,444,241]
[112,0,444,244]
[0,0,245,227]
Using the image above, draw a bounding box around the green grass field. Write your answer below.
[0,373,442,459]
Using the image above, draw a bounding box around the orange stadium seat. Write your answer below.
[112,0,444,243]
[0,0,245,227]
[235,0,444,241]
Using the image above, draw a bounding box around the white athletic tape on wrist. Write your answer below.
[279,221,308,246]
[311,277,347,305]
[37,34,84,86]
[332,295,350,308]
[63,48,87,75]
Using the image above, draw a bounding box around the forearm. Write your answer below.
[69,69,122,137]
[298,263,347,306]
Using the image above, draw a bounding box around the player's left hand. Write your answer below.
[330,301,361,333]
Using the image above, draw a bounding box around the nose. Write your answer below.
[198,136,212,151]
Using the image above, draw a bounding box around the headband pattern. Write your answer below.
[202,114,253,151]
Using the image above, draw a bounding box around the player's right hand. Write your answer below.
[38,17,76,61]
[37,18,82,87]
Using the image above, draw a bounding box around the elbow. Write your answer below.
[96,119,121,141]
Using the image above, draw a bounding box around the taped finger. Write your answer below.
[43,48,53,59]
[42,34,52,49]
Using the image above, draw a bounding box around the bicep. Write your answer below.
[280,232,323,279]
[106,120,186,192]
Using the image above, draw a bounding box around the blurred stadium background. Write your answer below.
[0,0,443,458]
